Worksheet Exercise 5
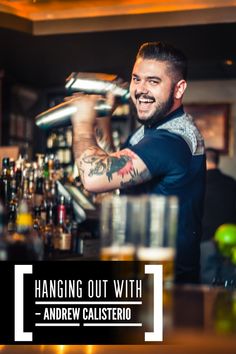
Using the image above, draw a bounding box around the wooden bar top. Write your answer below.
[1,285,235,353]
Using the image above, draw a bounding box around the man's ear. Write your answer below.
[175,80,187,99]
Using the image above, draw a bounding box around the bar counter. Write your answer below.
[1,285,236,353]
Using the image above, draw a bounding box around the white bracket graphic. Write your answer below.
[13,264,162,343]
[14,265,33,342]
[144,264,163,342]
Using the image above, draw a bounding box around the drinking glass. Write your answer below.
[136,195,179,285]
[100,195,140,260]
[100,194,178,269]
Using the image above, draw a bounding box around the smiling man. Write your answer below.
[71,41,206,284]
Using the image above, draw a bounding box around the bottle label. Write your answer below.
[59,233,71,250]
[58,206,66,223]
[41,211,47,224]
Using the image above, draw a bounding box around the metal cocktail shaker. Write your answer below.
[35,72,130,130]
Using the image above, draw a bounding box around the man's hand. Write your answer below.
[70,94,101,129]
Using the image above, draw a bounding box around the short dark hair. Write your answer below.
[206,148,220,166]
[136,41,188,81]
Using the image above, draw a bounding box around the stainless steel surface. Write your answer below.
[35,97,112,130]
[35,72,129,130]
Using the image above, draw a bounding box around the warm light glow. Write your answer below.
[224,59,234,66]
[86,345,94,354]
[0,0,236,21]
[0,346,5,351]
[53,345,66,354]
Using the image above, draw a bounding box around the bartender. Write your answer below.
[71,41,206,284]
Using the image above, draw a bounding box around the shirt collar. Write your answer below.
[145,105,184,130]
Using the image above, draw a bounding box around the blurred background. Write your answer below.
[0,3,236,352]
[0,0,236,177]
[0,0,236,176]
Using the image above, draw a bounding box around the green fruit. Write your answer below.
[217,243,232,258]
[214,224,236,258]
[230,246,236,266]
[214,224,236,244]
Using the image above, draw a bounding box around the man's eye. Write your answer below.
[132,77,140,82]
[149,80,158,85]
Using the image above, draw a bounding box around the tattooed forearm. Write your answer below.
[95,126,114,153]
[120,169,151,189]
[95,127,103,141]
[73,134,97,161]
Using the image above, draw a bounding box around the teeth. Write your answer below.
[139,98,153,103]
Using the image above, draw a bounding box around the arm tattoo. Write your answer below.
[81,148,150,187]
[120,169,151,189]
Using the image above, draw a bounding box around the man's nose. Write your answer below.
[136,81,149,94]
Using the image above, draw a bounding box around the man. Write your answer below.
[202,148,236,241]
[201,148,236,284]
[71,41,206,284]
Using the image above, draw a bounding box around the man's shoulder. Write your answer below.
[156,112,205,156]
[128,124,189,150]
[128,115,205,158]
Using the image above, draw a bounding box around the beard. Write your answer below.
[129,86,175,128]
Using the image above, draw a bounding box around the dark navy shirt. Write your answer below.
[123,106,206,283]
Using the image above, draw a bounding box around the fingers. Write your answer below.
[63,93,84,103]
[66,93,102,106]
[106,92,115,107]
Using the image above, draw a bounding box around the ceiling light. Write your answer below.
[224,59,234,66]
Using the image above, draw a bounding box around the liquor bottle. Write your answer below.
[53,159,63,181]
[21,176,30,202]
[7,200,44,261]
[0,157,11,204]
[71,221,83,256]
[34,176,44,207]
[40,199,47,229]
[34,176,47,228]
[42,202,55,257]
[46,180,58,225]
[0,201,7,260]
[43,156,50,180]
[53,195,71,253]
[15,160,23,193]
[33,206,43,238]
[7,179,18,234]
[35,154,45,176]
[28,166,35,202]
[21,162,37,211]
[9,159,15,179]
[48,154,55,180]
[7,202,17,234]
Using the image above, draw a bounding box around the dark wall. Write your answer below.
[0,22,236,89]
[0,22,235,155]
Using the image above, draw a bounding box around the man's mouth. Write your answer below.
[138,98,154,103]
[136,95,155,111]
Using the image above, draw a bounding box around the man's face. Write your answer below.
[129,58,176,126]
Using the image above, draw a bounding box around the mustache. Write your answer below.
[134,92,155,101]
